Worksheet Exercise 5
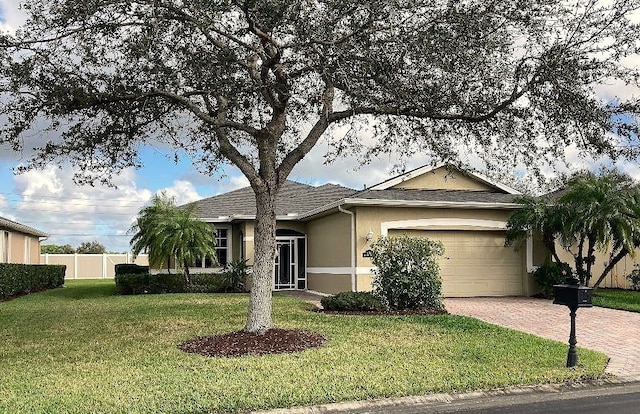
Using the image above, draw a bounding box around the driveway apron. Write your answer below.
[445,297,640,379]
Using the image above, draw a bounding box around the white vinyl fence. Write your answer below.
[40,253,149,279]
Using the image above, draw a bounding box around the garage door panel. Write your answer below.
[388,229,523,297]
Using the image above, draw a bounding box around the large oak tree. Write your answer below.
[1,0,639,332]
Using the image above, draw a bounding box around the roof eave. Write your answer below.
[300,198,521,220]
[200,214,302,223]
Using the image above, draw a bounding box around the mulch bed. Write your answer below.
[178,328,327,358]
[316,308,448,316]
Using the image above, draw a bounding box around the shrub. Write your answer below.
[534,262,572,299]
[115,273,184,295]
[219,259,249,292]
[370,235,445,311]
[114,263,149,276]
[0,264,66,299]
[320,291,385,312]
[187,273,227,293]
[626,264,640,291]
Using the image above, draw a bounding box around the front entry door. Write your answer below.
[273,237,306,290]
[274,239,296,290]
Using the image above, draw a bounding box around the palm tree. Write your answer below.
[129,193,218,285]
[559,169,640,287]
[505,195,566,264]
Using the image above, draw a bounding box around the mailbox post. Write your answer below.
[552,277,593,367]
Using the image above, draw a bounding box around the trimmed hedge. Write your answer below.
[115,272,239,295]
[115,273,185,295]
[0,264,66,299]
[321,292,385,312]
[114,263,149,276]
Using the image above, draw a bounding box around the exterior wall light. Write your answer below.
[365,230,374,242]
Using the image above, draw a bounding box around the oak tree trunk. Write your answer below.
[244,188,277,334]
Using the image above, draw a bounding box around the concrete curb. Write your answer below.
[250,376,640,414]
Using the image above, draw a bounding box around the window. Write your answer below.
[192,226,230,269]
[214,228,229,266]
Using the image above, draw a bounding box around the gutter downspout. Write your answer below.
[338,205,357,292]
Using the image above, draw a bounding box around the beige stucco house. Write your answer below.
[190,164,545,297]
[0,216,48,265]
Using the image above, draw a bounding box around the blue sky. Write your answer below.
[0,2,639,252]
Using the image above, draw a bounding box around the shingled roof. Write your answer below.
[351,188,520,204]
[190,178,523,222]
[190,180,356,220]
[0,216,48,237]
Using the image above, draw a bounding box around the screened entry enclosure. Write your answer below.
[274,230,306,290]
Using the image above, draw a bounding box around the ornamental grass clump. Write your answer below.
[370,235,445,312]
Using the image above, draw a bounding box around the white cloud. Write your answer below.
[0,1,26,34]
[7,165,154,252]
[158,180,202,205]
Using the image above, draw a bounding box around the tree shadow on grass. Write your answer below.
[44,282,116,300]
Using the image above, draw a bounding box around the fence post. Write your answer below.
[74,253,78,279]
[102,254,107,279]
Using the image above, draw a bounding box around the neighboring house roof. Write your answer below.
[369,162,522,194]
[0,216,48,237]
[191,181,356,221]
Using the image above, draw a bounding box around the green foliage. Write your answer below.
[129,193,218,284]
[370,235,445,311]
[507,169,640,289]
[0,280,607,413]
[0,264,66,299]
[114,270,241,295]
[320,291,385,312]
[114,263,149,276]
[559,169,640,287]
[219,259,249,293]
[505,195,565,263]
[41,244,75,254]
[75,240,107,254]
[533,262,572,299]
[114,273,185,295]
[626,264,640,291]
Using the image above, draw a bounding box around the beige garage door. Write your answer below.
[389,230,523,297]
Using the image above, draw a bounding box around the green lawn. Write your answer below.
[1,280,607,413]
[593,288,640,312]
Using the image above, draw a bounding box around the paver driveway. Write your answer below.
[445,297,640,379]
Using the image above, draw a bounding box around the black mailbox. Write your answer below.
[552,277,593,368]
[553,280,593,308]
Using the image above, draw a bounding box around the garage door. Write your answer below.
[388,230,523,297]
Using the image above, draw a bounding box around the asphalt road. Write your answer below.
[332,382,640,414]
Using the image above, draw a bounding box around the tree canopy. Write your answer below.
[2,0,640,332]
[75,240,107,254]
[41,243,75,254]
[507,169,640,288]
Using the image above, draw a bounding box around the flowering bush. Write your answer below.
[370,235,445,311]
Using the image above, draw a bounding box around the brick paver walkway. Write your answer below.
[445,297,640,379]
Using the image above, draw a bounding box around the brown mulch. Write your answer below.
[317,308,448,316]
[178,328,327,358]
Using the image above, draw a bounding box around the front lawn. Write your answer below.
[0,280,607,413]
[593,288,640,312]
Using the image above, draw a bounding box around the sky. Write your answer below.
[0,2,639,253]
